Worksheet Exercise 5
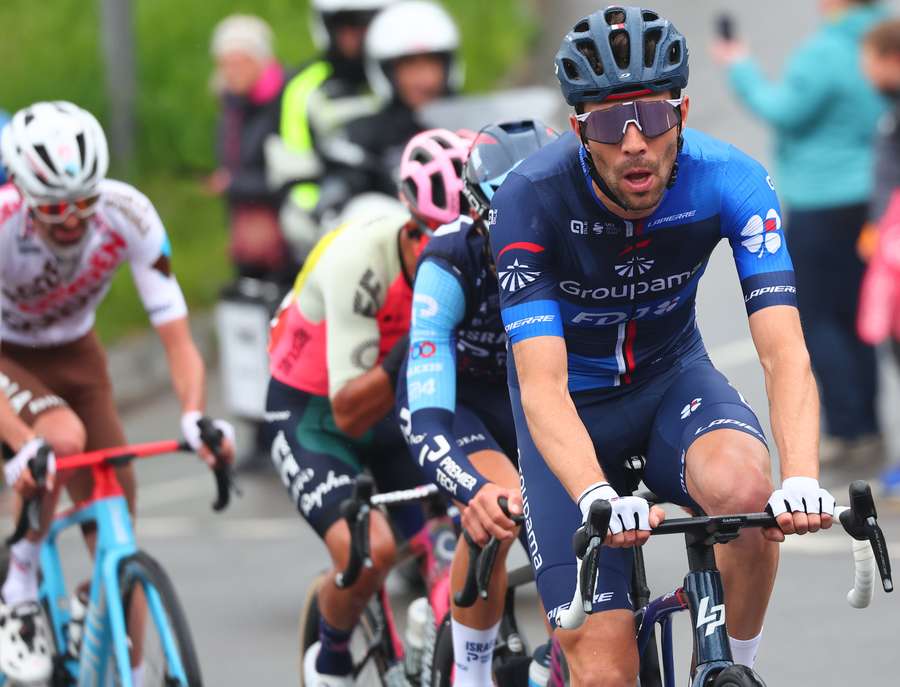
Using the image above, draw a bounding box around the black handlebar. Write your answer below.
[196,417,240,512]
[572,481,893,612]
[455,497,525,608]
[335,476,375,589]
[6,444,52,547]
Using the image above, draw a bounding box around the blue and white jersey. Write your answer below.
[490,129,797,392]
[401,216,511,502]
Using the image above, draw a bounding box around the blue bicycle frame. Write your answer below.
[0,492,189,687]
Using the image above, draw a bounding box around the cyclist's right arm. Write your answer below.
[489,175,605,500]
[406,258,489,501]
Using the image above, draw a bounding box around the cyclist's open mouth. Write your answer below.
[622,170,654,193]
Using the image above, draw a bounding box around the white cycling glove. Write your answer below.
[4,437,56,488]
[767,476,835,518]
[180,411,236,453]
[577,481,651,535]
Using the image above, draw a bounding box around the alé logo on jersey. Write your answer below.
[497,242,544,293]
[740,209,782,258]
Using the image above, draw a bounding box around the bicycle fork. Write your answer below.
[682,529,734,686]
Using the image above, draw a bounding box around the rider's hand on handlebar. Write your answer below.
[578,482,665,548]
[462,484,522,546]
[4,437,56,497]
[180,412,236,467]
[765,476,834,542]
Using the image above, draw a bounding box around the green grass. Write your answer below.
[0,0,536,342]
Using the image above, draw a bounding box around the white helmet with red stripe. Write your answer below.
[0,101,109,204]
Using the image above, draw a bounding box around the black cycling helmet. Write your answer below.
[463,120,559,222]
[555,6,689,106]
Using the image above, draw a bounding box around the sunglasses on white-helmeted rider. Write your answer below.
[30,195,100,224]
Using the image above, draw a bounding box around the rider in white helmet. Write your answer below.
[315,0,463,217]
[0,102,235,685]
[277,0,397,260]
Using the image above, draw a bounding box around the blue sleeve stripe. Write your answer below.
[501,299,563,343]
[408,260,465,413]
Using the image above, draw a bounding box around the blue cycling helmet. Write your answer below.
[555,6,689,106]
[463,120,558,221]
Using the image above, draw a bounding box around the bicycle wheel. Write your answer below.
[118,551,203,687]
[425,611,453,687]
[297,573,397,687]
[711,665,767,687]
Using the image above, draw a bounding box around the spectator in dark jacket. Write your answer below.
[209,14,291,282]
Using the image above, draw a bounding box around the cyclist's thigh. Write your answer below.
[508,385,633,629]
[44,333,130,505]
[458,380,518,465]
[366,410,427,539]
[267,379,363,539]
[0,353,84,457]
[452,402,517,486]
[645,358,768,512]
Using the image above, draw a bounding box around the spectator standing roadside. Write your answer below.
[276,0,395,263]
[209,15,291,283]
[857,19,900,491]
[713,0,888,469]
[0,110,10,184]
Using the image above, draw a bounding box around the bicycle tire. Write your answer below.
[118,550,203,687]
[710,665,767,687]
[297,573,394,687]
[425,612,453,687]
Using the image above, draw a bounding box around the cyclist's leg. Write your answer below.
[509,385,641,687]
[0,354,82,682]
[645,359,775,666]
[267,379,397,679]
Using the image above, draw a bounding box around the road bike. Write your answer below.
[0,419,236,687]
[427,480,892,686]
[297,475,531,687]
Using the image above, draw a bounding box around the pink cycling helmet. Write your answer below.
[399,128,476,230]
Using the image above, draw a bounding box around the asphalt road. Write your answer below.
[41,2,900,685]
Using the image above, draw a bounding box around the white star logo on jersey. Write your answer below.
[740,210,782,257]
[614,255,655,278]
[498,259,540,293]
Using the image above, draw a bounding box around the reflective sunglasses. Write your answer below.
[31,195,100,224]
[575,98,682,145]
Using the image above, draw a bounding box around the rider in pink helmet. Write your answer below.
[399,128,476,231]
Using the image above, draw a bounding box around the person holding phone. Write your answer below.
[712,0,888,473]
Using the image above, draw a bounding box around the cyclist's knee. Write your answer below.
[558,612,638,687]
[34,408,86,457]
[690,435,771,515]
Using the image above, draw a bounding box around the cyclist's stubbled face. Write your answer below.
[217,51,265,96]
[392,54,447,110]
[572,92,690,217]
[862,44,900,94]
[33,212,90,248]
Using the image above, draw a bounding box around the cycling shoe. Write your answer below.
[303,641,352,687]
[0,601,53,685]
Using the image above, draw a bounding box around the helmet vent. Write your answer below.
[87,156,98,180]
[643,29,662,68]
[575,40,604,76]
[32,145,57,175]
[23,112,34,126]
[642,11,659,22]
[429,172,446,208]
[75,133,86,166]
[562,58,581,80]
[668,42,681,65]
[609,31,630,69]
[604,8,626,25]
[573,19,590,34]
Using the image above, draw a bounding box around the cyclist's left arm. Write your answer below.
[722,150,831,537]
[120,185,235,462]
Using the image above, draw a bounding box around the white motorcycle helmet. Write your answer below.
[0,101,109,205]
[364,0,463,102]
[310,0,397,53]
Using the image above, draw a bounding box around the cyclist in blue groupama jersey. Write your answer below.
[396,121,556,685]
[489,7,836,685]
